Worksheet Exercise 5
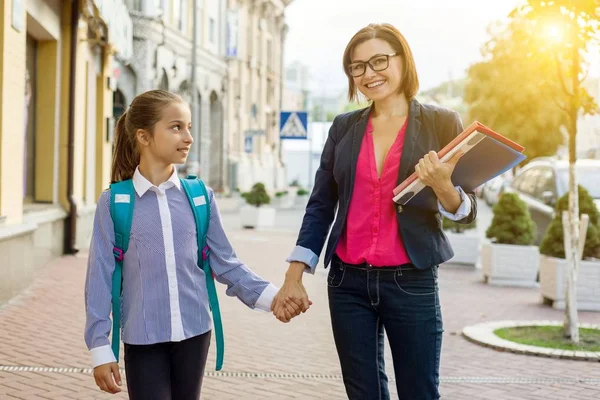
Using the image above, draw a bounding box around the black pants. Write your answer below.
[124,331,211,400]
[328,257,443,400]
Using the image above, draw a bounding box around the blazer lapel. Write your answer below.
[396,98,422,185]
[347,106,371,203]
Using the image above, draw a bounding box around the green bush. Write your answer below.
[442,216,477,233]
[297,188,309,196]
[486,192,537,245]
[244,183,271,207]
[539,185,600,259]
[275,190,288,198]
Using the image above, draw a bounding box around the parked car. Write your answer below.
[482,175,507,206]
[504,158,600,244]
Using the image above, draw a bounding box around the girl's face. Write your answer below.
[350,38,403,102]
[138,101,193,166]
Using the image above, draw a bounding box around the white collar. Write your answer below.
[132,166,181,197]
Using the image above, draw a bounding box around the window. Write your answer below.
[24,35,37,203]
[209,18,215,43]
[180,0,188,32]
[173,0,182,30]
[513,168,539,197]
[534,168,556,200]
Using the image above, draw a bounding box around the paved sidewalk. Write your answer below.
[0,206,599,399]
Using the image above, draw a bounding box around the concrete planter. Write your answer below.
[240,205,276,229]
[481,243,539,287]
[295,195,309,208]
[274,192,296,209]
[445,231,480,265]
[539,255,600,311]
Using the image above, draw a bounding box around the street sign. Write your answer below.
[279,111,308,140]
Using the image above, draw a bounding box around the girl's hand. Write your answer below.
[93,362,122,394]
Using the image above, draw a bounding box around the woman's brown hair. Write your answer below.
[110,90,184,183]
[342,23,419,103]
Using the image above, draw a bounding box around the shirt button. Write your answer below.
[170,282,176,289]
[173,312,179,317]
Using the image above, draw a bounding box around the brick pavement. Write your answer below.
[0,205,599,399]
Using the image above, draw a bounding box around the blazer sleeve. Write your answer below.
[289,116,341,272]
[440,110,477,224]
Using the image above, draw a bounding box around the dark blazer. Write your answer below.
[295,98,478,270]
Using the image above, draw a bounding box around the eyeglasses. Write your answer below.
[347,53,398,77]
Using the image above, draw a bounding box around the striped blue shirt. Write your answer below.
[84,167,277,368]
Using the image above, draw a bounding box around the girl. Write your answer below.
[273,23,477,399]
[84,90,299,399]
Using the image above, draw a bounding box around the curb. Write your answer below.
[462,320,600,362]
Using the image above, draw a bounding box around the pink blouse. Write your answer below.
[335,116,411,267]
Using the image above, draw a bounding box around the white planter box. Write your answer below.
[445,232,480,265]
[481,243,539,287]
[539,255,600,311]
[240,205,276,229]
[295,195,309,208]
[274,192,296,209]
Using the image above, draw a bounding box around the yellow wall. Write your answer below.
[0,1,27,222]
[35,41,60,202]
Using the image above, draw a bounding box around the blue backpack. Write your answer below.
[109,175,224,370]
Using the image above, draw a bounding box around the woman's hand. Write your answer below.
[415,150,462,191]
[93,362,122,394]
[415,150,464,213]
[271,262,312,323]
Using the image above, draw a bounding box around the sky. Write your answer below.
[283,0,600,97]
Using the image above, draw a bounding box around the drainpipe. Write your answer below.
[64,0,79,255]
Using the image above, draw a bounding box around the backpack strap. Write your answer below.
[180,175,224,371]
[108,179,135,362]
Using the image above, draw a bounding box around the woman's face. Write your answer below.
[350,38,403,102]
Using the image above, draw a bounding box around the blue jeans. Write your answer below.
[328,256,443,400]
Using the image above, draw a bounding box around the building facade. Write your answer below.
[0,0,133,304]
[124,0,229,190]
[225,0,292,192]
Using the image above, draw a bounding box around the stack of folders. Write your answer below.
[392,121,527,210]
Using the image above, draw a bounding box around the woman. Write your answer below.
[272,23,477,399]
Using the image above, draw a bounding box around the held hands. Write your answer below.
[93,362,122,394]
[271,262,312,323]
[415,151,463,191]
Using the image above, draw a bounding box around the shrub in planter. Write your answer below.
[538,185,600,310]
[443,216,477,233]
[245,183,271,207]
[486,192,537,245]
[297,188,309,196]
[275,190,288,198]
[442,216,478,265]
[481,192,539,286]
[539,185,600,259]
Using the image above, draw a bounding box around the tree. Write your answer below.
[512,0,599,343]
[464,18,567,163]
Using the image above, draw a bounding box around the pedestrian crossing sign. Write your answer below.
[279,111,308,140]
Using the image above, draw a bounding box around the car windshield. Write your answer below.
[557,167,600,198]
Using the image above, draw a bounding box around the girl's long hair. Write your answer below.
[110,90,183,183]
